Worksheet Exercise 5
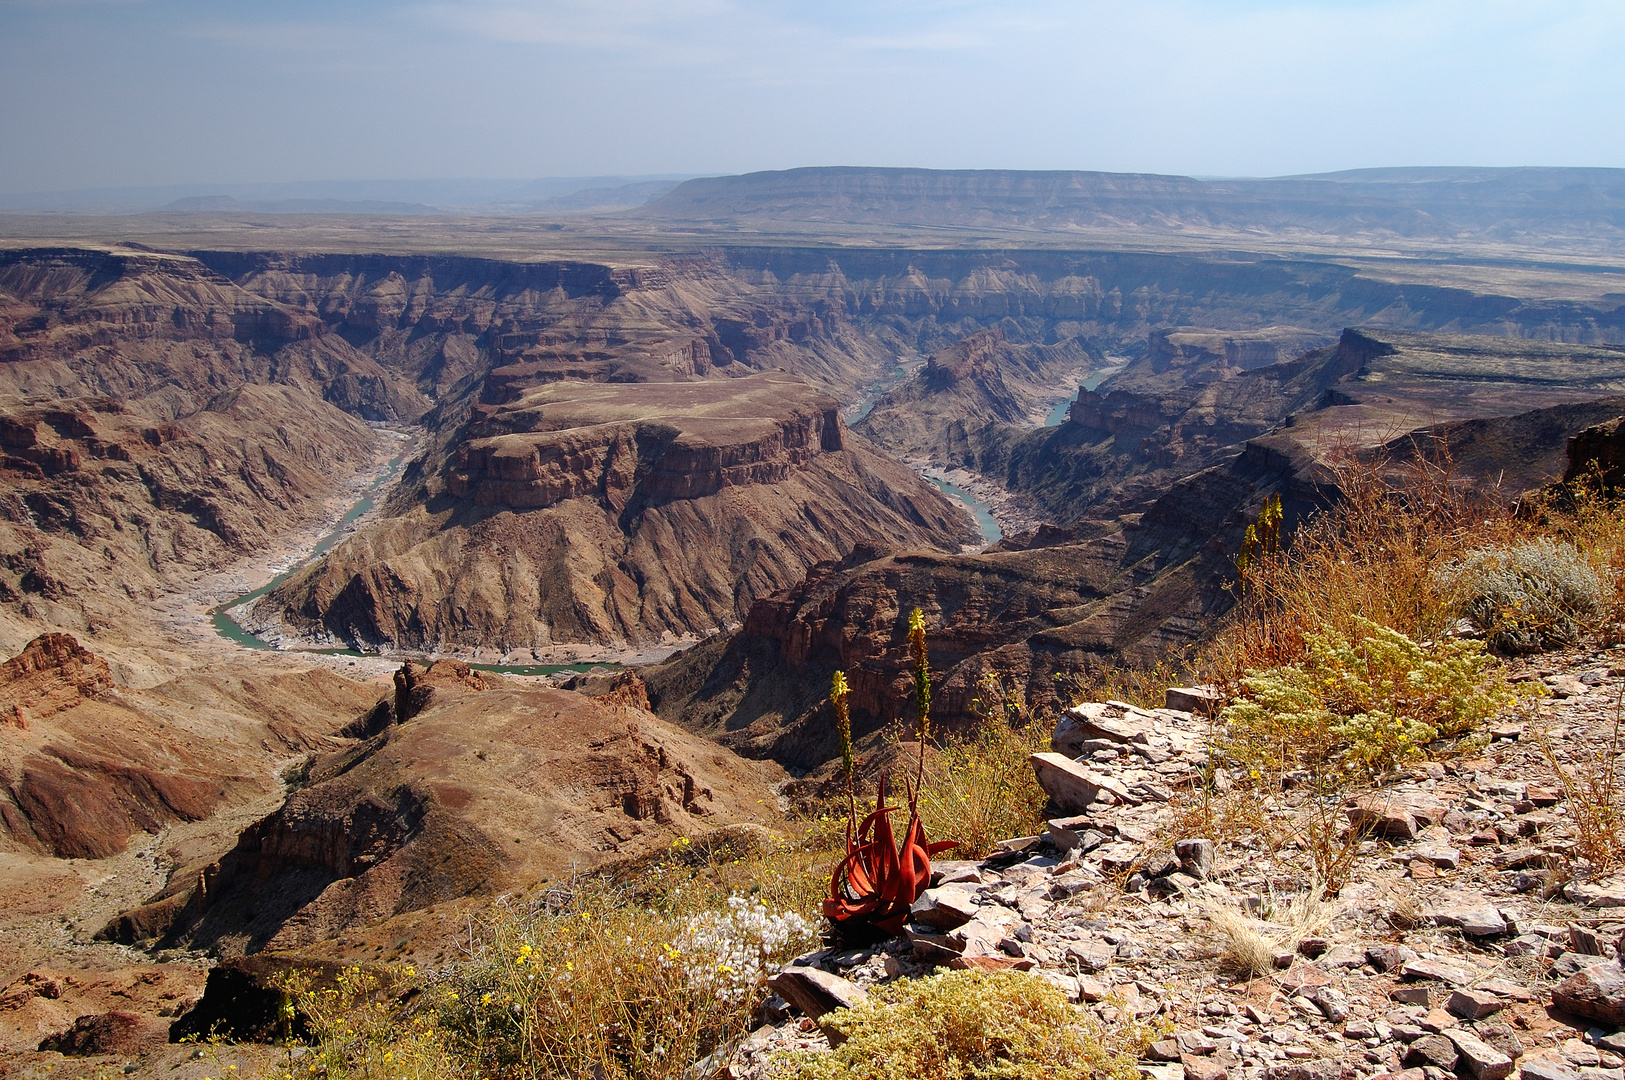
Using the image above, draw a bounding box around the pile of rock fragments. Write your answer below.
[732,644,1625,1080]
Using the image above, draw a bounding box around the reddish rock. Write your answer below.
[1551,959,1625,1025]
[0,633,113,726]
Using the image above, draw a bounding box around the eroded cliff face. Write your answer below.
[960,327,1625,525]
[0,383,383,645]
[645,439,1337,771]
[0,248,428,422]
[855,329,1101,460]
[448,374,846,508]
[254,374,977,656]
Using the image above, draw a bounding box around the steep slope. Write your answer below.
[0,386,384,651]
[0,634,380,861]
[109,662,784,956]
[0,247,428,422]
[644,437,1335,769]
[253,373,978,657]
[855,328,1101,459]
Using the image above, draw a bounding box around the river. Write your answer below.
[1043,363,1123,427]
[213,360,1116,663]
[208,447,611,677]
[926,474,1002,545]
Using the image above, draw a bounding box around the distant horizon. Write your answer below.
[4,2,1622,195]
[6,163,1625,211]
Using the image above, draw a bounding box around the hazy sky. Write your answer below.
[3,0,1623,194]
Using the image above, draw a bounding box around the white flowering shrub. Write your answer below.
[1442,537,1606,653]
[670,896,820,1005]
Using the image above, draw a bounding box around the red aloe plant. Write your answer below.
[823,773,956,941]
[824,611,957,941]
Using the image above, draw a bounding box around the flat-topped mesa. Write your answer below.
[447,372,844,510]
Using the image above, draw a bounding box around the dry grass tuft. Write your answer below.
[1535,684,1625,872]
[917,674,1051,858]
[1202,877,1335,980]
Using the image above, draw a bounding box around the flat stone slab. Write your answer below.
[1426,895,1508,936]
[1031,752,1139,812]
[1447,1028,1515,1080]
[767,966,867,1022]
[1401,958,1479,986]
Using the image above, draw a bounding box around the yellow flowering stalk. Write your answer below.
[831,670,856,829]
[908,607,932,789]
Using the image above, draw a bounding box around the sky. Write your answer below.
[2,0,1623,195]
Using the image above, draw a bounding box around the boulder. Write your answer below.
[1400,958,1478,986]
[1176,838,1216,880]
[1051,701,1152,754]
[1551,958,1625,1025]
[1347,791,1450,840]
[1403,1034,1459,1071]
[909,886,980,930]
[38,1011,168,1056]
[1164,686,1220,715]
[766,966,867,1022]
[1446,988,1504,1020]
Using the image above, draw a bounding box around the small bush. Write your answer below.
[1443,537,1607,653]
[783,969,1146,1080]
[1207,452,1519,685]
[1218,617,1523,786]
[277,964,455,1080]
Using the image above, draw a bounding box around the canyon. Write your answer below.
[2,165,1625,1070]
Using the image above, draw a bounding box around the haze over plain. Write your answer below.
[4,0,1625,196]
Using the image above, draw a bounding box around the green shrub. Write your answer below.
[1218,617,1524,785]
[1443,537,1607,654]
[783,970,1145,1080]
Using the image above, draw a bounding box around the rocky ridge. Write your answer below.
[963,329,1625,526]
[732,648,1625,1080]
[102,660,786,959]
[645,433,1336,767]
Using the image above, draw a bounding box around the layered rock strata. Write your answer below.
[256,373,976,654]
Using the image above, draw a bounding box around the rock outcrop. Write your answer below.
[971,328,1625,523]
[856,329,1100,460]
[0,633,112,727]
[0,637,380,859]
[646,439,1333,770]
[1564,414,1625,491]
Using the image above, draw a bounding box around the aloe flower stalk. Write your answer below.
[832,669,856,827]
[908,607,931,788]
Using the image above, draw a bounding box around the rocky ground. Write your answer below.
[735,641,1625,1080]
